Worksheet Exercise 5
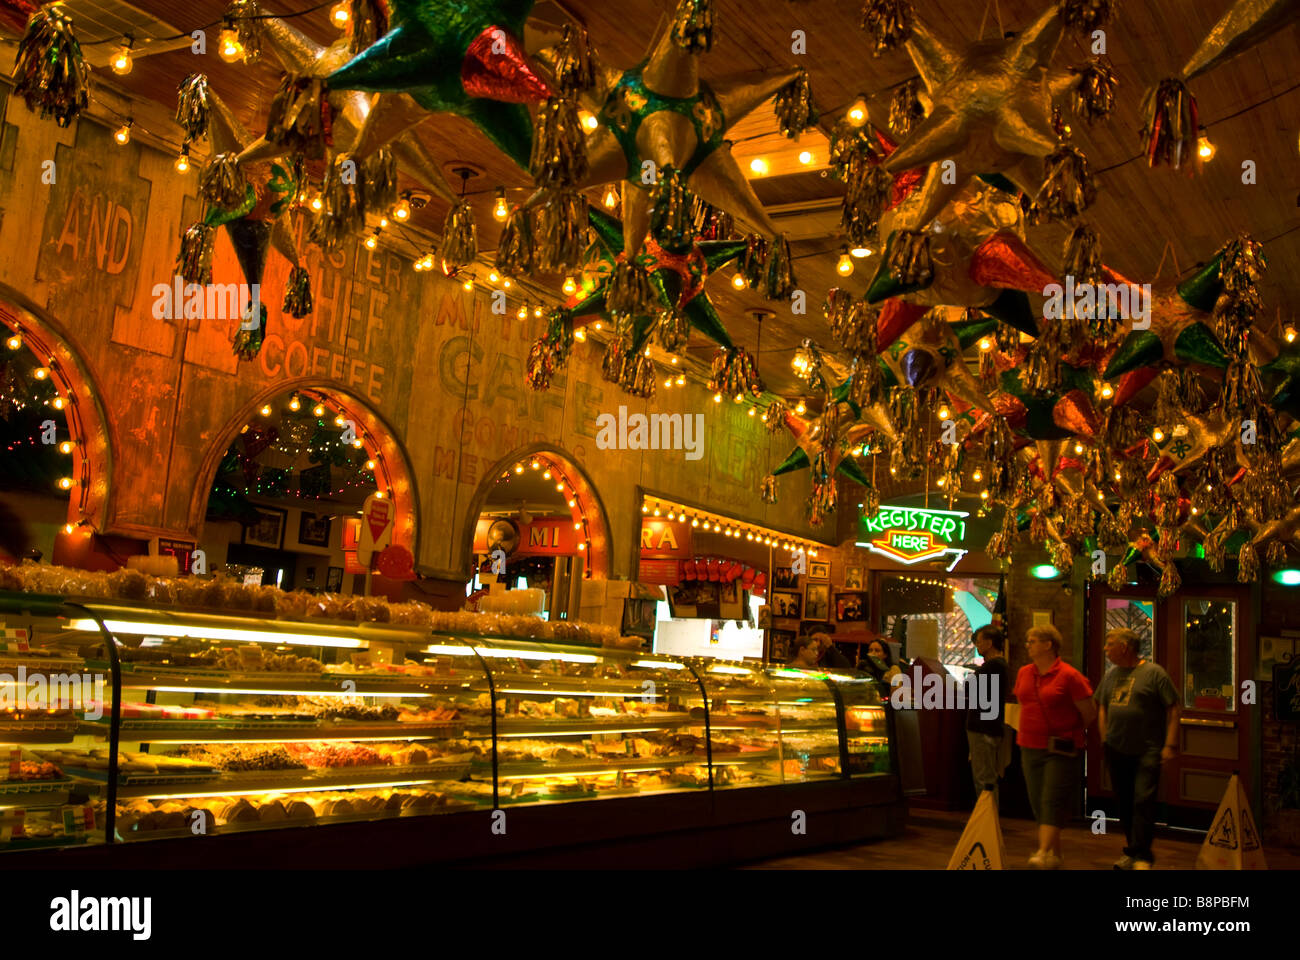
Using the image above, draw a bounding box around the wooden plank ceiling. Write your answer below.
[38,0,1300,400]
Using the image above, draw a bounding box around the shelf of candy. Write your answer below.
[0,750,75,798]
[114,785,480,840]
[0,802,102,849]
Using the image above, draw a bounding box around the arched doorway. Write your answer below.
[190,382,419,595]
[0,294,113,563]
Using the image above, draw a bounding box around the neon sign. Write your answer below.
[857,506,969,571]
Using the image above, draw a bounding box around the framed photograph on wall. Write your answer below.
[843,565,863,590]
[771,590,802,619]
[326,566,344,592]
[770,629,795,662]
[804,582,830,620]
[298,511,332,547]
[835,591,867,622]
[772,568,799,589]
[808,561,830,582]
[243,507,287,550]
[757,605,772,629]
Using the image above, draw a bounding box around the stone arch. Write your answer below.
[188,379,420,555]
[0,283,115,532]
[461,443,612,580]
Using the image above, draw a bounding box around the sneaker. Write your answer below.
[1028,850,1063,870]
[1133,860,1153,870]
[1114,855,1136,870]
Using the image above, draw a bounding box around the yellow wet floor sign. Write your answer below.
[947,790,1007,869]
[1196,774,1267,870]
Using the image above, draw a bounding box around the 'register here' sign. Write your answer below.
[857,505,969,570]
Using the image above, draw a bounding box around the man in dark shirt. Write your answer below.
[1094,628,1179,870]
[812,632,853,670]
[966,626,1009,807]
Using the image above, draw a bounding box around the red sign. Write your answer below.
[366,498,392,542]
[639,519,691,559]
[639,559,681,585]
[472,518,580,556]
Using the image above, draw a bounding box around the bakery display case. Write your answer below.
[0,586,902,864]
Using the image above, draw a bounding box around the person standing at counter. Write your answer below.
[966,626,1008,807]
[1014,624,1095,869]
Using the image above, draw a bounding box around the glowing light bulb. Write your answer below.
[33,367,49,380]
[972,469,982,482]
[313,404,326,417]
[502,277,512,289]
[798,150,813,165]
[579,110,599,131]
[110,42,133,74]
[713,393,723,403]
[533,306,543,318]
[568,498,576,507]
[330,0,350,27]
[675,375,684,386]
[58,477,73,490]
[847,98,867,126]
[748,157,769,176]
[795,401,806,415]
[288,396,301,412]
[217,28,243,63]
[937,405,951,420]
[1286,325,1297,344]
[578,543,586,552]
[748,407,756,416]
[517,304,528,320]
[850,246,872,258]
[259,405,272,417]
[310,195,324,212]
[364,233,378,250]
[1074,442,1085,454]
[1152,428,1165,443]
[692,518,700,528]
[492,189,508,221]
[573,327,587,342]
[365,460,376,471]
[63,523,75,535]
[59,441,74,454]
[980,489,989,500]
[1197,130,1215,161]
[515,464,525,474]
[836,248,854,276]
[392,196,411,221]
[593,322,602,331]
[114,122,132,145]
[6,335,20,350]
[732,273,747,289]
[174,150,191,174]
[334,414,347,427]
[530,460,540,470]
[978,337,993,352]
[664,378,673,389]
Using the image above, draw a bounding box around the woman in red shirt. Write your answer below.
[1013,624,1096,869]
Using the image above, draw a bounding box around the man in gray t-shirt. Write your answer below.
[1094,629,1179,869]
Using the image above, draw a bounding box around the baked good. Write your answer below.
[286,801,316,821]
[257,799,288,821]
[218,799,259,823]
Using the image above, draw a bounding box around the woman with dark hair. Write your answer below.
[860,638,901,682]
[1013,624,1096,869]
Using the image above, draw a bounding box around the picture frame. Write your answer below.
[622,598,658,640]
[243,506,287,550]
[771,590,802,619]
[757,605,772,629]
[804,581,830,620]
[325,566,344,592]
[298,511,332,547]
[808,561,830,582]
[835,590,868,622]
[769,629,795,662]
[772,568,799,589]
[843,565,863,590]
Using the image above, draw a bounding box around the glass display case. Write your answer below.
[0,590,898,854]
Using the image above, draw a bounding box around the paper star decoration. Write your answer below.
[242,15,456,203]
[770,375,896,489]
[882,6,1076,233]
[327,0,554,168]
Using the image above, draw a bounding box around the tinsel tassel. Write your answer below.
[605,260,653,318]
[526,338,561,391]
[1155,472,1181,527]
[363,147,398,211]
[1048,541,1073,574]
[760,475,778,505]
[1155,527,1178,563]
[1237,543,1260,584]
[774,69,816,139]
[859,0,915,56]
[671,0,713,52]
[620,353,656,399]
[531,98,589,188]
[862,484,881,518]
[308,154,366,251]
[650,167,691,248]
[1212,233,1266,357]
[12,4,90,128]
[200,153,248,210]
[1098,511,1129,553]
[228,0,261,64]
[175,74,212,143]
[806,476,836,527]
[1059,0,1115,33]
[440,200,478,269]
[654,309,690,355]
[1029,510,1048,545]
[708,347,764,398]
[832,298,877,355]
[1063,223,1103,285]
[1107,563,1128,590]
[1157,561,1181,600]
[763,401,787,433]
[282,266,313,319]
[232,302,267,360]
[264,75,329,159]
[601,337,628,385]
[1266,540,1288,568]
[765,234,796,300]
[1206,543,1225,574]
[1033,145,1096,223]
[1069,58,1117,123]
[889,79,925,137]
[740,235,768,288]
[495,205,536,278]
[887,230,933,287]
[535,190,587,273]
[176,222,216,285]
[552,23,595,96]
[347,0,388,54]
[1140,78,1199,170]
[843,157,892,245]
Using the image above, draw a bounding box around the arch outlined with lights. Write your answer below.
[189,381,420,556]
[0,286,114,535]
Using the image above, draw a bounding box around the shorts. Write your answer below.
[1020,747,1080,828]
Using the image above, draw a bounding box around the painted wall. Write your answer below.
[0,85,817,582]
